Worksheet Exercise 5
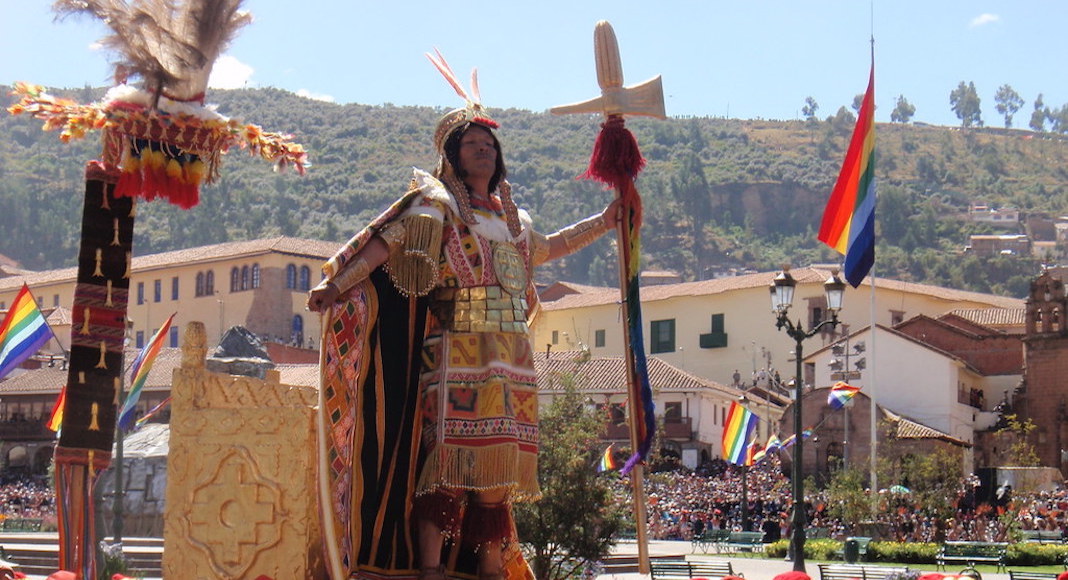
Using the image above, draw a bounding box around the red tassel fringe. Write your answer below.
[581,115,647,188]
[461,501,514,548]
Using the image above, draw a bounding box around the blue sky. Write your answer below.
[3,1,1067,128]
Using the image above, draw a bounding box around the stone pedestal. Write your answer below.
[163,322,323,579]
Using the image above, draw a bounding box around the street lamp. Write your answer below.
[770,266,846,572]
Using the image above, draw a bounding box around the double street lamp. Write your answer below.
[770,266,846,573]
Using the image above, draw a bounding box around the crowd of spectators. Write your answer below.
[616,458,1068,544]
[0,476,54,521]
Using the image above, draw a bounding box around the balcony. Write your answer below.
[602,417,692,441]
[0,421,55,441]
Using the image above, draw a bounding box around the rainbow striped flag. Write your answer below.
[828,381,862,410]
[47,386,67,433]
[0,284,54,380]
[596,444,618,473]
[134,396,172,429]
[118,312,175,430]
[722,401,759,465]
[818,58,876,287]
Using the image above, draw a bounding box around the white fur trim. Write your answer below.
[408,168,528,243]
[104,85,226,121]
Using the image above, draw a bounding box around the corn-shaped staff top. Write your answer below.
[594,20,624,91]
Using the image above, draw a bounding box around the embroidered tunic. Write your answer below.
[396,172,541,500]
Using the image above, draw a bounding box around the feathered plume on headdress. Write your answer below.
[8,1,306,209]
[427,48,499,153]
[53,0,252,103]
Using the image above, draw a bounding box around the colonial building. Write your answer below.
[1018,271,1068,472]
[531,267,1025,390]
[0,236,337,360]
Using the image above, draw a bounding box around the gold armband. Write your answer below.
[331,256,373,294]
[530,231,551,266]
[384,214,443,297]
[558,214,610,254]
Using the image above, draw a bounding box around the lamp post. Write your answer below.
[770,266,846,573]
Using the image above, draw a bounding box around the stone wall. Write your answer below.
[162,322,323,579]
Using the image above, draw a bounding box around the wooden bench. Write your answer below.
[1008,572,1059,580]
[936,541,1008,573]
[1020,530,1064,544]
[691,529,730,554]
[818,564,910,580]
[806,526,832,540]
[723,531,764,555]
[833,536,872,562]
[650,560,742,579]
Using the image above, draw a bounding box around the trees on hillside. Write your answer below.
[890,95,915,124]
[994,84,1024,128]
[950,81,983,128]
[1030,94,1048,132]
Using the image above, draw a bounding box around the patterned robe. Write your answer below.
[317,169,540,579]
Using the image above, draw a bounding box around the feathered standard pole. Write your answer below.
[551,20,665,576]
[8,2,306,577]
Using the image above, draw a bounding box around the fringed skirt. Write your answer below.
[416,328,540,501]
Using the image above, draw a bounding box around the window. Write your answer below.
[299,266,312,291]
[153,279,161,303]
[594,329,606,348]
[135,331,145,349]
[699,313,728,348]
[230,267,240,292]
[609,403,627,425]
[205,271,214,295]
[169,325,179,347]
[171,277,179,300]
[286,264,297,289]
[53,295,60,307]
[137,282,145,305]
[650,319,675,354]
[551,330,559,345]
[241,265,250,291]
[292,314,305,346]
[196,272,205,297]
[252,264,261,288]
[664,402,683,423]
[890,310,905,326]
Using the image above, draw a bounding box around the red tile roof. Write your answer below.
[0,236,339,291]
[541,267,1025,311]
[534,350,738,397]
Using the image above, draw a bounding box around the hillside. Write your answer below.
[4,85,1068,297]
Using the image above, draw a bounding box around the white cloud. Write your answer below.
[297,89,336,103]
[208,55,254,89]
[969,13,1000,27]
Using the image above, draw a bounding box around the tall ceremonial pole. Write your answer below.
[551,21,666,575]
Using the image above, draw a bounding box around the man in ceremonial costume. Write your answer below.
[309,54,620,580]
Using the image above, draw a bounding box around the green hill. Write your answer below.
[4,85,1068,297]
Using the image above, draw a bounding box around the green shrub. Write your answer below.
[1007,542,1068,566]
[869,541,939,564]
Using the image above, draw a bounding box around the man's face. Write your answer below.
[457,126,498,183]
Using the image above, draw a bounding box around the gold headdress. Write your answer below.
[425,50,521,237]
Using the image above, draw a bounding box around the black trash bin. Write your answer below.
[843,538,860,564]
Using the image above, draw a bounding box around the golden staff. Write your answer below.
[552,20,666,575]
